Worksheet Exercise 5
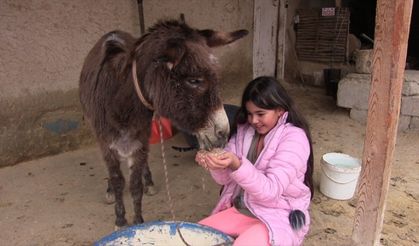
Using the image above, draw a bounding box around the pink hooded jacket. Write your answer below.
[209,112,311,246]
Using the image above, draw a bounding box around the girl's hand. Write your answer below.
[195,149,225,170]
[205,151,241,171]
[195,150,210,170]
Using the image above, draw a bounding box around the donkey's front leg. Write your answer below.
[130,165,144,224]
[130,149,148,224]
[104,148,127,228]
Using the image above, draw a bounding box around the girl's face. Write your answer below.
[246,101,284,135]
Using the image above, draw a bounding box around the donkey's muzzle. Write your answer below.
[195,107,229,150]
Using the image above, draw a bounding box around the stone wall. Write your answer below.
[337,70,419,131]
[1,0,141,167]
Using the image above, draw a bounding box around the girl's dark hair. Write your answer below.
[234,76,314,199]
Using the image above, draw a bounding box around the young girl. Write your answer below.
[196,76,314,246]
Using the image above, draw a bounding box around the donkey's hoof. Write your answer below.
[105,192,115,204]
[114,218,128,231]
[133,216,144,225]
[114,225,127,231]
[145,185,157,196]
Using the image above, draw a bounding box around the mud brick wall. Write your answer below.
[0,0,253,167]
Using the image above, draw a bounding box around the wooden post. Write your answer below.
[276,0,287,80]
[136,0,145,35]
[253,0,280,78]
[351,0,413,245]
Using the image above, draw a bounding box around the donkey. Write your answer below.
[79,19,248,228]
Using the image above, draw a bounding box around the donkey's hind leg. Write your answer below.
[103,147,127,228]
[143,163,157,195]
[104,160,155,204]
[105,178,115,204]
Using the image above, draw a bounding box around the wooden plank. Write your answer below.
[276,0,287,80]
[136,0,145,35]
[253,0,279,78]
[351,0,413,245]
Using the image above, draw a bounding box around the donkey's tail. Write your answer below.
[99,31,133,62]
[80,30,133,84]
[79,31,134,109]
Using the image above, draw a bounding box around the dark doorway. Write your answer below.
[346,0,418,69]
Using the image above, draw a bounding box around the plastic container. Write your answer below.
[95,220,234,246]
[320,152,361,200]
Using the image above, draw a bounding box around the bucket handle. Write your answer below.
[321,166,359,184]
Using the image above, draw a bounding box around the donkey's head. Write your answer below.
[132,20,248,150]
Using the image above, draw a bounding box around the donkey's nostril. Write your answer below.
[213,130,228,149]
[216,130,228,141]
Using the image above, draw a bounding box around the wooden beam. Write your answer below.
[253,0,279,78]
[351,0,413,245]
[276,0,287,80]
[136,0,145,35]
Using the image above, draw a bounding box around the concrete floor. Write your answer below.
[0,135,220,246]
[1,85,418,246]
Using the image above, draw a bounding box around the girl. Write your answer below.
[196,76,314,246]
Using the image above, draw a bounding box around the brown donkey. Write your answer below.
[79,19,248,228]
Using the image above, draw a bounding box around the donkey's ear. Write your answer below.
[198,29,249,47]
[159,38,185,70]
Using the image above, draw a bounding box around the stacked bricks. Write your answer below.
[337,49,419,131]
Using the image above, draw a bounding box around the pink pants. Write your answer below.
[199,207,270,246]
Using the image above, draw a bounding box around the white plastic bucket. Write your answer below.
[320,152,361,200]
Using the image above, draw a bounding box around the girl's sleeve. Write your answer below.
[230,127,310,204]
[208,133,238,185]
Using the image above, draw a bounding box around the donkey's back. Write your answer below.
[80,31,146,140]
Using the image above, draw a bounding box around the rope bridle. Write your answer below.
[132,60,154,111]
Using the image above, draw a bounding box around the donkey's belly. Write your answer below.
[109,131,143,167]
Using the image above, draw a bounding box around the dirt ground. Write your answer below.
[0,83,418,246]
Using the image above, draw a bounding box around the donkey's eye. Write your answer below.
[187,78,204,86]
